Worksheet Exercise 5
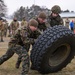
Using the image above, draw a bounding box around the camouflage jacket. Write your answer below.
[0,20,4,31]
[10,21,19,30]
[21,20,28,27]
[4,22,8,30]
[9,26,41,49]
[36,18,47,31]
[65,19,70,25]
[48,14,63,27]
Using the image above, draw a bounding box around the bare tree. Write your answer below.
[0,0,7,17]
[13,5,51,21]
[13,6,26,21]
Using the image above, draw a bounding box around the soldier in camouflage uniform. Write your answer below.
[10,17,19,36]
[65,18,70,28]
[21,17,28,27]
[0,17,5,42]
[16,12,47,69]
[48,5,63,27]
[8,25,11,37]
[0,19,40,75]
[4,20,8,37]
[35,12,48,32]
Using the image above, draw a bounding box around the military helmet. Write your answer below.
[38,12,46,19]
[51,5,61,13]
[29,19,38,27]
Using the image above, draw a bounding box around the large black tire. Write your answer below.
[31,25,75,74]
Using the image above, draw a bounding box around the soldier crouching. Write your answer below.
[0,19,41,75]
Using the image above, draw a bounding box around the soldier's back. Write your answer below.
[11,21,19,30]
[21,20,28,27]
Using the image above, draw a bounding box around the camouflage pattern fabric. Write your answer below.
[10,21,19,36]
[0,45,29,75]
[8,26,40,47]
[36,18,47,31]
[4,21,8,37]
[0,26,41,74]
[0,30,4,41]
[65,19,70,28]
[10,21,19,30]
[8,25,11,37]
[0,20,4,31]
[0,20,5,41]
[48,14,63,27]
[51,5,61,14]
[21,20,28,27]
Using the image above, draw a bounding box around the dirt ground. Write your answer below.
[0,37,75,75]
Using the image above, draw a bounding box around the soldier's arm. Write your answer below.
[20,29,34,44]
[34,30,41,39]
[8,29,21,47]
[10,21,13,30]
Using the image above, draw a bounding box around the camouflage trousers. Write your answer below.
[65,24,69,29]
[0,30,4,41]
[16,45,30,69]
[8,28,11,37]
[0,45,30,75]
[4,29,8,37]
[12,29,16,36]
